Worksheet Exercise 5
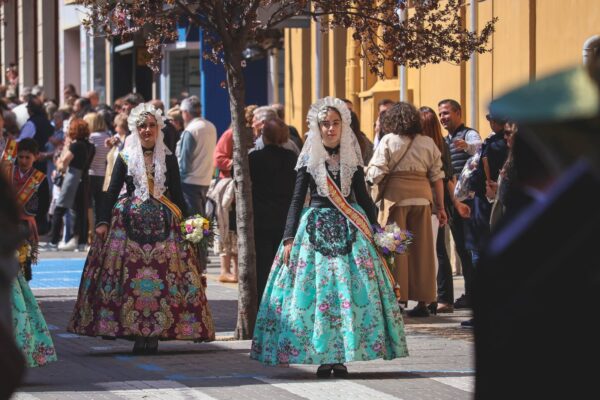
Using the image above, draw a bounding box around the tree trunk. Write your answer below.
[223,48,258,340]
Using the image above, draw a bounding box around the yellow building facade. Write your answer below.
[283,0,600,139]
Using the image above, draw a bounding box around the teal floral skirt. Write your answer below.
[12,271,57,368]
[250,206,408,365]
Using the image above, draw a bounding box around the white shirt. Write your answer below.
[176,117,217,186]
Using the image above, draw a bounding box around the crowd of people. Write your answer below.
[1,80,519,378]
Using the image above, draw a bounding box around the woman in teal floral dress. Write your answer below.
[250,97,408,377]
[68,104,215,354]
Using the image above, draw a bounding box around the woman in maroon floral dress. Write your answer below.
[68,104,215,354]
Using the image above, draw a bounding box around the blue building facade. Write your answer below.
[162,24,268,136]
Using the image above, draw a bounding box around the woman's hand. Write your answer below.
[437,209,448,227]
[282,239,293,265]
[95,224,108,241]
[485,181,498,200]
[454,200,471,219]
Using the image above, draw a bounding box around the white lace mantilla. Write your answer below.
[123,103,170,201]
[296,96,363,197]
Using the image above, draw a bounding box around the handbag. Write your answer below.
[372,138,414,205]
[454,151,481,202]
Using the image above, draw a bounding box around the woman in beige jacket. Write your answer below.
[366,102,447,317]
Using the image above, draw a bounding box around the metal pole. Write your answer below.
[398,2,408,101]
[469,0,478,129]
[269,48,280,104]
[315,18,322,99]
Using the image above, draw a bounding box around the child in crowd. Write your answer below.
[9,138,57,367]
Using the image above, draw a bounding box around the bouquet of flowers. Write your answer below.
[181,214,214,250]
[373,223,413,266]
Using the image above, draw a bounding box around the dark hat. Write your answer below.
[486,113,508,123]
[488,65,600,170]
[489,66,599,123]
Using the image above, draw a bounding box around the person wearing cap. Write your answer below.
[474,63,600,399]
[481,114,509,189]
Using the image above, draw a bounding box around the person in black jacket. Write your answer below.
[249,118,297,300]
[67,104,215,355]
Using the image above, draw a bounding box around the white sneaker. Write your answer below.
[58,237,78,251]
[75,244,88,253]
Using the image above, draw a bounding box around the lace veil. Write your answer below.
[123,103,169,201]
[296,96,363,197]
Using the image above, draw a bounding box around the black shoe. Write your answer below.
[146,337,159,354]
[407,304,431,317]
[453,294,472,309]
[132,337,146,355]
[316,364,333,378]
[460,318,474,328]
[427,302,438,315]
[332,363,348,378]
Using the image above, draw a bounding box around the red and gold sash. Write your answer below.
[119,153,183,221]
[11,165,46,208]
[1,138,17,163]
[326,175,401,300]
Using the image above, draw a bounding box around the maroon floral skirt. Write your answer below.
[68,196,215,341]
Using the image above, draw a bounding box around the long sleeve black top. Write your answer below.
[249,144,298,232]
[282,165,377,240]
[99,154,186,225]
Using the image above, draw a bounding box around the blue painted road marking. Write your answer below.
[30,258,85,289]
[136,364,165,372]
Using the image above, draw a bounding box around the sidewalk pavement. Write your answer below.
[12,252,474,400]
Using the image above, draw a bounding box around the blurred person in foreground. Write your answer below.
[0,172,26,399]
[474,62,600,400]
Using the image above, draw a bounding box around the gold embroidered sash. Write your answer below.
[326,174,401,300]
[147,175,182,221]
[12,166,46,208]
[1,138,17,163]
[119,153,182,221]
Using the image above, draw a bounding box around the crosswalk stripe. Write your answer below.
[11,393,41,400]
[256,377,402,400]
[431,376,474,393]
[97,380,219,400]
